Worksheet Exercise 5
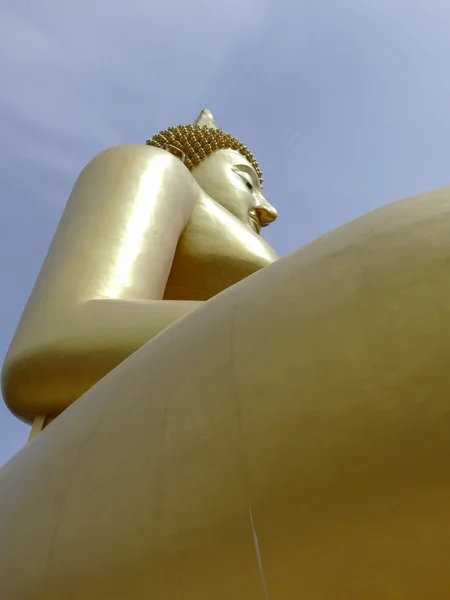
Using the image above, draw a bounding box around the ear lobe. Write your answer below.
[193,108,217,130]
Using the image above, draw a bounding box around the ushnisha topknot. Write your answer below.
[146,108,263,186]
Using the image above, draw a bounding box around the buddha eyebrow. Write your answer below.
[233,164,260,188]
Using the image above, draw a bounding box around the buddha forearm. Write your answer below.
[75,298,204,352]
[2,298,203,422]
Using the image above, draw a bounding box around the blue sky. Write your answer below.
[2,0,450,465]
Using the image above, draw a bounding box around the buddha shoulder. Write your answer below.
[79,143,198,189]
[65,143,201,225]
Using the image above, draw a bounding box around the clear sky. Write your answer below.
[2,0,450,466]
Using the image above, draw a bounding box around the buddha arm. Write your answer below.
[2,144,202,421]
[68,297,203,358]
[2,298,204,422]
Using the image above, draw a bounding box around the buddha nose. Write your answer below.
[256,198,278,227]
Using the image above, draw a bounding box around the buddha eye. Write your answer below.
[234,170,254,192]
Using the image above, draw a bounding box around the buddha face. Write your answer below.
[190,149,278,235]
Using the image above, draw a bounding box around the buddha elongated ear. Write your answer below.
[193,108,217,129]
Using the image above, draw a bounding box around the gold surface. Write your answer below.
[4,108,450,598]
[2,185,450,598]
[27,415,46,442]
[2,127,278,421]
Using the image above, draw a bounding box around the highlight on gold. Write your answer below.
[2,109,450,599]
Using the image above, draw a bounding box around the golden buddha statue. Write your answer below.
[2,109,450,599]
[2,108,278,431]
